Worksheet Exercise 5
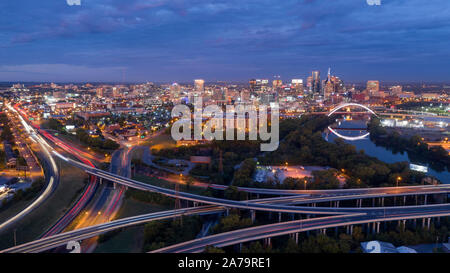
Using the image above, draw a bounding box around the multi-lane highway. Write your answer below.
[59,155,450,215]
[0,105,60,232]
[4,199,450,253]
[0,206,224,253]
[152,203,450,253]
[4,103,450,254]
[2,146,449,253]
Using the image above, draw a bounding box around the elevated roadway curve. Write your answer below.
[4,201,450,253]
[54,153,450,215]
[152,203,450,253]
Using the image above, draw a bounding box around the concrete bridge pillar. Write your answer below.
[357,199,362,208]
[427,218,431,229]
[278,212,282,222]
[113,182,116,189]
[402,220,406,232]
[99,178,103,185]
[295,233,299,244]
[251,210,255,223]
[372,198,375,207]
[350,225,353,235]
[264,237,271,247]
[403,196,406,205]
[415,195,418,205]
[336,201,340,208]
[424,195,428,205]
[381,197,384,207]
[376,222,380,234]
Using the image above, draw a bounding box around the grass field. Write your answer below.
[0,159,88,250]
[142,133,176,150]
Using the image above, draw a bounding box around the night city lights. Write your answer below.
[0,0,449,271]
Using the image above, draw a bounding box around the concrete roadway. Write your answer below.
[152,204,450,253]
[4,201,450,253]
[0,106,60,232]
[0,206,224,253]
[62,156,450,215]
[66,147,129,253]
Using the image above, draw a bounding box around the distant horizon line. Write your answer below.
[2,80,450,86]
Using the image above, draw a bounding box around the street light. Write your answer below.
[396,176,402,187]
[304,179,307,190]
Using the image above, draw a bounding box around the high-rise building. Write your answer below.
[323,68,345,98]
[249,79,269,94]
[389,85,402,95]
[96,88,104,98]
[194,79,205,92]
[291,79,303,93]
[272,79,283,89]
[366,80,380,95]
[306,76,313,93]
[112,87,121,98]
[311,71,321,94]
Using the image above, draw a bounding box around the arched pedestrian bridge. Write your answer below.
[327,103,377,141]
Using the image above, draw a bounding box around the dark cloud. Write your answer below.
[1,0,450,82]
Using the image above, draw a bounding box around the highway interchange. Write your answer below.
[1,102,449,253]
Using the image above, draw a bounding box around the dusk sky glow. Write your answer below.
[1,0,450,83]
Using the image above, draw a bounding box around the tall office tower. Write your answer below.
[366,80,380,95]
[291,79,303,95]
[112,87,121,98]
[312,70,321,94]
[272,79,283,89]
[323,68,334,99]
[96,88,104,98]
[306,76,313,93]
[194,79,205,92]
[389,85,402,95]
[249,79,257,93]
[249,79,269,94]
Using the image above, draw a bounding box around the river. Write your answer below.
[325,118,449,183]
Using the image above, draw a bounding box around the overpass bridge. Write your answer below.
[152,203,450,253]
[3,151,448,253]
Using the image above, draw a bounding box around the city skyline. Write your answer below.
[1,0,450,82]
